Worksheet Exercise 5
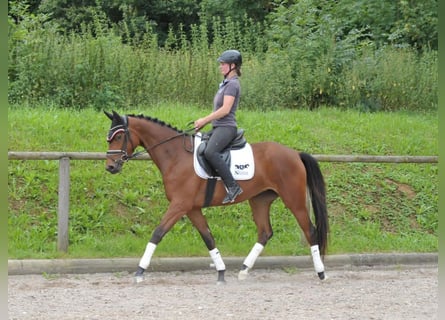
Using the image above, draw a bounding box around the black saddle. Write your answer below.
[197,129,247,177]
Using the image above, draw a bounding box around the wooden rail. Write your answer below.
[8,151,438,252]
[8,151,439,163]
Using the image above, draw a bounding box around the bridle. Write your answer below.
[106,116,195,165]
[106,116,137,166]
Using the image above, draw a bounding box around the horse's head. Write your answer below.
[104,110,136,174]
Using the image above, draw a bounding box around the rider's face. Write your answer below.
[219,62,233,75]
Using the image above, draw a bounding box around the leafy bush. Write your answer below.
[8,1,437,111]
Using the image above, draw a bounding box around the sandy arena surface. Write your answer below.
[8,264,438,320]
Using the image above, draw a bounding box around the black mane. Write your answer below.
[128,114,186,134]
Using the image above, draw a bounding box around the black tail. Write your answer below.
[299,152,329,256]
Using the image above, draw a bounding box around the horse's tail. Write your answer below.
[299,152,329,256]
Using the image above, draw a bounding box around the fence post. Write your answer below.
[58,157,70,252]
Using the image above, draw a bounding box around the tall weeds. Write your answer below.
[8,13,437,111]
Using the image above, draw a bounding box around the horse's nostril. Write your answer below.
[106,164,121,174]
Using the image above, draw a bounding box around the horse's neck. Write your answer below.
[150,137,192,174]
[137,122,191,173]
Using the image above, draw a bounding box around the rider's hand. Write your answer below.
[194,118,206,132]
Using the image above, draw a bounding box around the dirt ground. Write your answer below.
[9,264,437,320]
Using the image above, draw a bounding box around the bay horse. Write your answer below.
[104,110,329,283]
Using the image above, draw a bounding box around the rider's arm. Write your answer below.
[194,95,235,130]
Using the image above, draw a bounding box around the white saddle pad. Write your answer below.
[193,133,254,180]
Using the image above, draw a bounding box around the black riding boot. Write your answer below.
[204,142,243,204]
[222,181,243,204]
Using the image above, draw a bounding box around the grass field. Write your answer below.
[8,105,438,259]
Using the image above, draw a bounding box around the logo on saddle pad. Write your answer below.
[193,132,254,180]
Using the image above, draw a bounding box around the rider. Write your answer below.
[194,50,243,204]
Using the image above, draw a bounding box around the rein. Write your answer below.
[145,127,195,154]
[106,117,195,164]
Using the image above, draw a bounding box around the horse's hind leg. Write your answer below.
[187,209,226,284]
[239,191,277,280]
[281,189,327,280]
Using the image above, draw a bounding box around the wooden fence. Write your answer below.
[8,151,438,252]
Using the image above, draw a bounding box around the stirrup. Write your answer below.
[222,185,243,204]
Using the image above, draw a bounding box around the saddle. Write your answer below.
[196,129,247,177]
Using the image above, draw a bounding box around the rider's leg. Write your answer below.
[204,126,243,204]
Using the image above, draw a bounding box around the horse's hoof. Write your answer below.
[238,269,249,281]
[318,272,328,281]
[216,280,226,285]
[217,270,225,283]
[134,275,145,284]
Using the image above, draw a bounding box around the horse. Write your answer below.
[104,110,329,283]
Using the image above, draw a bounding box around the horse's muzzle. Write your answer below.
[106,163,122,174]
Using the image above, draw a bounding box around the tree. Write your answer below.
[392,0,437,50]
[328,0,437,50]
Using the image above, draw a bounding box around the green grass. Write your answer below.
[8,105,438,259]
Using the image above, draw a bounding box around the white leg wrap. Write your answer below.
[139,242,157,269]
[310,245,325,273]
[209,248,226,271]
[243,243,264,269]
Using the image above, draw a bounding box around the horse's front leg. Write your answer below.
[187,209,226,284]
[135,204,186,283]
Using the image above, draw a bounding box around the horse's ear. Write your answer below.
[112,110,120,118]
[104,110,113,120]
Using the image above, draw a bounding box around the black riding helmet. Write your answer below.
[217,50,242,67]
[217,50,242,78]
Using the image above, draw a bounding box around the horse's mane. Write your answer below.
[128,114,186,134]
